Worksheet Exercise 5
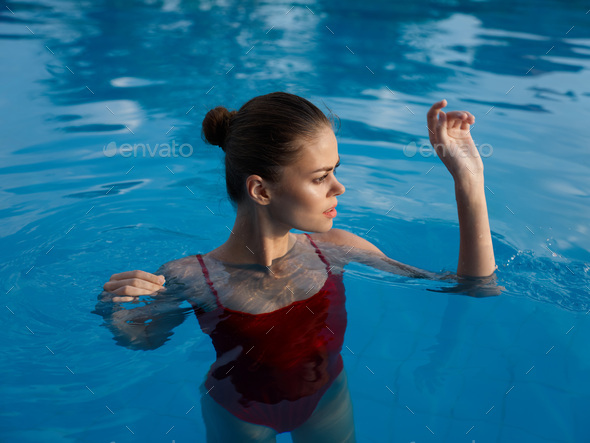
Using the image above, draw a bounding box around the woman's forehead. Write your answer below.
[297,129,338,163]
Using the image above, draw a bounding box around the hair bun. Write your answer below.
[202,106,236,150]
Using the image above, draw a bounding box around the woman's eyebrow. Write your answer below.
[311,157,341,173]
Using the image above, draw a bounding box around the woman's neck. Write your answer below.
[209,204,295,267]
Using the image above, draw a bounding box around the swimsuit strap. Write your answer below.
[304,233,333,276]
[197,234,332,308]
[196,254,223,308]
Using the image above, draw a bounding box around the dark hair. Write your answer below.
[202,92,333,206]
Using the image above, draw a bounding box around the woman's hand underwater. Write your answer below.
[102,270,166,302]
[427,99,483,183]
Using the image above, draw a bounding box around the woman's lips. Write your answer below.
[323,207,337,218]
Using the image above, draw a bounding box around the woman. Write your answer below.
[96,92,496,442]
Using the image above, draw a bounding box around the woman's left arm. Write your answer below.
[426,99,496,277]
[310,100,497,291]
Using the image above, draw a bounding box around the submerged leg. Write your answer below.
[291,368,356,443]
[200,391,277,443]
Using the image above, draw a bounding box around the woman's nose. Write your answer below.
[332,177,345,196]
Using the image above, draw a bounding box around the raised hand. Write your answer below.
[427,99,483,182]
[425,100,496,277]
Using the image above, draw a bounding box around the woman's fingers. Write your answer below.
[444,111,474,121]
[427,100,446,123]
[103,278,163,294]
[111,284,160,297]
[460,112,474,130]
[438,110,475,134]
[112,295,135,303]
[427,99,447,144]
[435,111,451,152]
[109,270,165,285]
[443,110,475,119]
[104,270,166,295]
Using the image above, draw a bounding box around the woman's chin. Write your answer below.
[292,216,334,234]
[312,221,334,233]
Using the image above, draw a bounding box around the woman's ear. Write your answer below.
[246,175,272,205]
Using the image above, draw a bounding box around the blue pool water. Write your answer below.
[1,1,589,442]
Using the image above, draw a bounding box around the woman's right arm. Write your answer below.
[94,262,200,350]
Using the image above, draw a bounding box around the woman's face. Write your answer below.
[268,126,346,233]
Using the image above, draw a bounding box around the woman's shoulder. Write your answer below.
[157,254,206,284]
[307,228,385,255]
[157,254,214,305]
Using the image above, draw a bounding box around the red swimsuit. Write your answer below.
[193,233,347,433]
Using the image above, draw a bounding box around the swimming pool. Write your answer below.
[1,0,589,441]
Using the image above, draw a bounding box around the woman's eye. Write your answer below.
[315,163,339,183]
